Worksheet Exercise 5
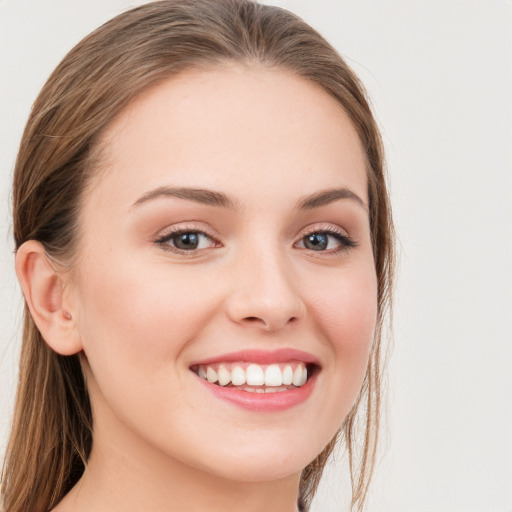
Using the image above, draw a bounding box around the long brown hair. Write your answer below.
[2,1,394,511]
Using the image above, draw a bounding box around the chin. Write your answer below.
[180,428,327,484]
[200,451,311,484]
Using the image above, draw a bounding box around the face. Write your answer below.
[71,64,377,484]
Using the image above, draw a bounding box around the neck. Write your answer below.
[54,412,302,512]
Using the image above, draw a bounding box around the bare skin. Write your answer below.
[18,63,377,512]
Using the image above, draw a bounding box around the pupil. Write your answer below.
[305,233,327,250]
[175,232,198,250]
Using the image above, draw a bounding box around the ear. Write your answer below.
[15,240,83,355]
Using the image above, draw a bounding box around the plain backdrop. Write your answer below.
[1,1,511,511]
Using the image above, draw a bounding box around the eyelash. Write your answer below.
[155,226,220,255]
[297,225,357,255]
[154,224,357,256]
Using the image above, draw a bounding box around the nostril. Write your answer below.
[243,316,269,327]
[242,315,299,330]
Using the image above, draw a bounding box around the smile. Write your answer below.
[191,361,310,392]
[189,350,320,411]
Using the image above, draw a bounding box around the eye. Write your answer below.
[156,229,218,252]
[296,228,356,253]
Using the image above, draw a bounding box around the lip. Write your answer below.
[190,348,320,412]
[189,348,320,367]
[196,371,318,412]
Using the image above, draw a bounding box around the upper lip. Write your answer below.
[189,348,320,367]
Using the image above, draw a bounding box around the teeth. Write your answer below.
[301,365,308,386]
[246,364,265,386]
[217,366,230,386]
[292,365,307,386]
[282,365,293,385]
[231,366,246,386]
[206,367,218,383]
[265,386,289,393]
[195,361,311,390]
[264,364,283,386]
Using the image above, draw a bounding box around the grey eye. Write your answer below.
[159,231,214,251]
[297,230,355,253]
[303,233,329,251]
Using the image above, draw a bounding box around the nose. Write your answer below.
[225,248,306,331]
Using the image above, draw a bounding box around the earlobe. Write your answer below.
[15,240,83,356]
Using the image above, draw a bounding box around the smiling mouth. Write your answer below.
[190,361,317,393]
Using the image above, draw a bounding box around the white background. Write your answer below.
[0,1,510,511]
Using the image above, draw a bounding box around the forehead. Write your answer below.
[86,64,368,212]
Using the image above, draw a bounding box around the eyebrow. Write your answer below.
[132,186,240,210]
[295,187,367,212]
[132,185,367,212]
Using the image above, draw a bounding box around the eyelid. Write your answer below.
[153,221,356,255]
[294,223,357,253]
[154,223,221,254]
[297,223,350,239]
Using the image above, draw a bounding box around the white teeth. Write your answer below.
[292,365,304,386]
[282,365,293,385]
[196,362,311,389]
[206,367,218,383]
[246,364,265,386]
[217,366,231,386]
[265,364,283,387]
[231,366,246,386]
[300,365,308,386]
[265,386,289,393]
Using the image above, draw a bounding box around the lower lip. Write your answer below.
[196,374,317,412]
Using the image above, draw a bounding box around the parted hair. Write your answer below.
[1,1,394,511]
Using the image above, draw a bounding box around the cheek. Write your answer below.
[307,261,377,409]
[75,254,219,384]
[329,281,377,355]
[311,260,377,347]
[73,254,227,460]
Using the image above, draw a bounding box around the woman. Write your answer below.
[1,1,394,511]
